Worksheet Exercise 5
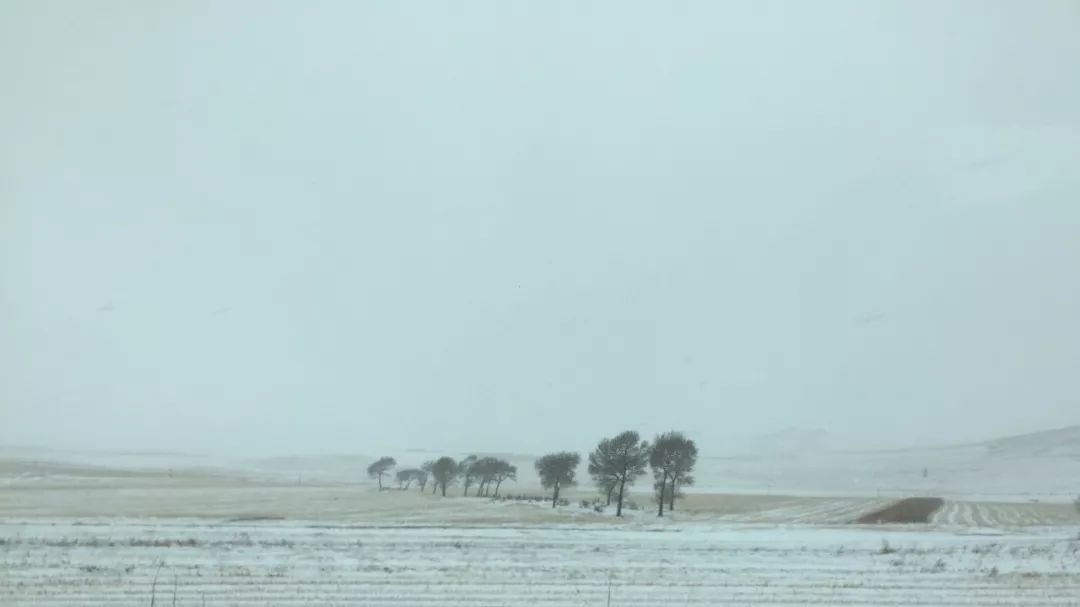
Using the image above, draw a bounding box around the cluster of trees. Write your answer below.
[538,430,697,517]
[455,455,518,497]
[369,455,517,497]
[366,430,696,518]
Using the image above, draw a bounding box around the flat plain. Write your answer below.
[2,436,1079,606]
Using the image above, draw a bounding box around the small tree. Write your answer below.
[367,456,396,490]
[587,451,619,505]
[589,470,618,506]
[395,468,414,490]
[589,431,650,517]
[649,431,698,516]
[431,456,458,497]
[419,461,433,492]
[535,452,581,508]
[491,460,517,497]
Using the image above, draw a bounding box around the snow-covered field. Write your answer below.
[3,519,1079,606]
[2,432,1079,605]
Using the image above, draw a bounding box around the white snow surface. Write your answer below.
[3,519,1079,606]
[3,432,1079,605]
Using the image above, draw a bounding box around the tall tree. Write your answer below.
[668,435,697,512]
[458,455,479,496]
[491,460,517,497]
[534,452,581,508]
[589,432,650,517]
[649,432,697,516]
[431,456,458,497]
[366,456,396,490]
[470,457,499,497]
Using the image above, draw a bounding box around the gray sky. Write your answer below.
[3,1,1079,456]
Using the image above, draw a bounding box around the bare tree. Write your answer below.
[431,456,458,497]
[589,431,650,517]
[649,432,697,516]
[535,452,581,508]
[366,456,396,490]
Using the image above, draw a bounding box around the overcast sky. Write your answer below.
[2,1,1078,456]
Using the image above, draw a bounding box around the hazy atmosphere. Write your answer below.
[3,1,1079,457]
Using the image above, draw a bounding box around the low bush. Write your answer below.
[490,494,569,507]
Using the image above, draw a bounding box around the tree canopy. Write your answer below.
[589,431,650,516]
[430,456,458,497]
[649,432,698,516]
[366,456,396,490]
[534,452,580,508]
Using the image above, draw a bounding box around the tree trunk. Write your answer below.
[605,483,614,506]
[552,481,560,508]
[377,474,382,490]
[616,477,626,517]
[432,481,437,494]
[657,473,667,517]
[669,477,677,511]
[494,479,503,497]
[440,482,447,497]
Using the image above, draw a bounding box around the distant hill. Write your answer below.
[983,425,1080,458]
[751,428,830,455]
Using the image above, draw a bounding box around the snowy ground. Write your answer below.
[2,442,1079,605]
[3,519,1079,606]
